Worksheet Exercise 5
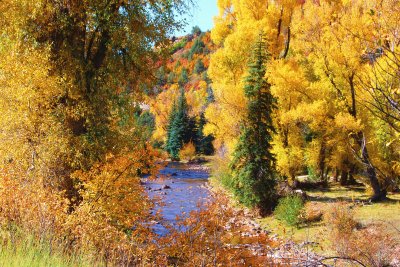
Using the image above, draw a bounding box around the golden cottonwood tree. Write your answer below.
[359,0,400,185]
[208,0,399,200]
[3,0,188,199]
[0,0,67,186]
[293,0,389,200]
[205,0,300,155]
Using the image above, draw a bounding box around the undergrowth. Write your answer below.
[274,195,305,227]
[0,230,96,267]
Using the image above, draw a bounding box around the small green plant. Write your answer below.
[306,166,319,181]
[274,195,304,227]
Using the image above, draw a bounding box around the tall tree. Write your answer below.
[294,0,388,201]
[205,0,299,154]
[230,33,277,211]
[23,0,188,174]
[166,88,196,160]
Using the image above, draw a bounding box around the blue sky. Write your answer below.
[174,0,219,36]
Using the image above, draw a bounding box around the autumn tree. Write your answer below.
[358,0,400,187]
[23,0,189,174]
[230,34,277,211]
[205,0,299,155]
[0,0,190,263]
[148,31,215,146]
[196,113,215,155]
[294,0,390,200]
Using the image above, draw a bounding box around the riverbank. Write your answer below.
[180,161,324,265]
[189,158,400,266]
[258,185,400,263]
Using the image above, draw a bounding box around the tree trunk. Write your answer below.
[354,132,386,201]
[318,139,327,185]
[347,75,386,201]
[334,168,339,182]
[347,165,358,185]
[340,169,348,186]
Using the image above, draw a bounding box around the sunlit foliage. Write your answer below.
[206,0,400,201]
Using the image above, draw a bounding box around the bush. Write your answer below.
[274,195,305,227]
[179,141,196,161]
[324,203,358,256]
[323,204,397,266]
[324,203,357,235]
[324,203,357,257]
[170,38,187,54]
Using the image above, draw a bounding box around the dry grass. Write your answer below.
[258,184,400,256]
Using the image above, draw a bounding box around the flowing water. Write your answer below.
[143,162,210,235]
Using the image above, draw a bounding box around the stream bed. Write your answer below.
[142,162,211,235]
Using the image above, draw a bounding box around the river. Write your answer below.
[142,162,211,235]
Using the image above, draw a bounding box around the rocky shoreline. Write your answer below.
[222,206,324,266]
[183,163,325,266]
[156,161,328,266]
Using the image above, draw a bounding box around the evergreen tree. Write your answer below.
[178,68,189,87]
[191,25,202,36]
[165,101,178,157]
[165,88,194,160]
[194,59,205,74]
[167,71,176,84]
[155,66,167,86]
[230,33,277,211]
[186,38,205,60]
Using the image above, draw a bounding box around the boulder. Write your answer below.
[162,185,171,190]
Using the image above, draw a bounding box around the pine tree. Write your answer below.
[194,59,205,74]
[230,33,277,211]
[165,88,194,160]
[178,68,189,87]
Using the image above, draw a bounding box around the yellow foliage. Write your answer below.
[273,141,304,183]
[207,0,400,191]
[179,142,196,161]
[149,84,180,141]
[334,112,363,132]
[206,0,303,156]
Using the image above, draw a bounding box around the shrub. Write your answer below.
[170,38,187,54]
[274,195,305,227]
[179,141,196,161]
[324,204,356,261]
[302,203,323,223]
[324,203,358,256]
[324,204,398,266]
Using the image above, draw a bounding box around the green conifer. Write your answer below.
[230,33,277,212]
[194,59,205,74]
[165,88,193,160]
[178,68,189,87]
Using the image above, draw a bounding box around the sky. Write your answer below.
[174,0,219,37]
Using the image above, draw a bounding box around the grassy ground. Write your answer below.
[258,184,400,255]
[0,235,96,267]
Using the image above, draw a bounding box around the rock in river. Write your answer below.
[162,184,171,190]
